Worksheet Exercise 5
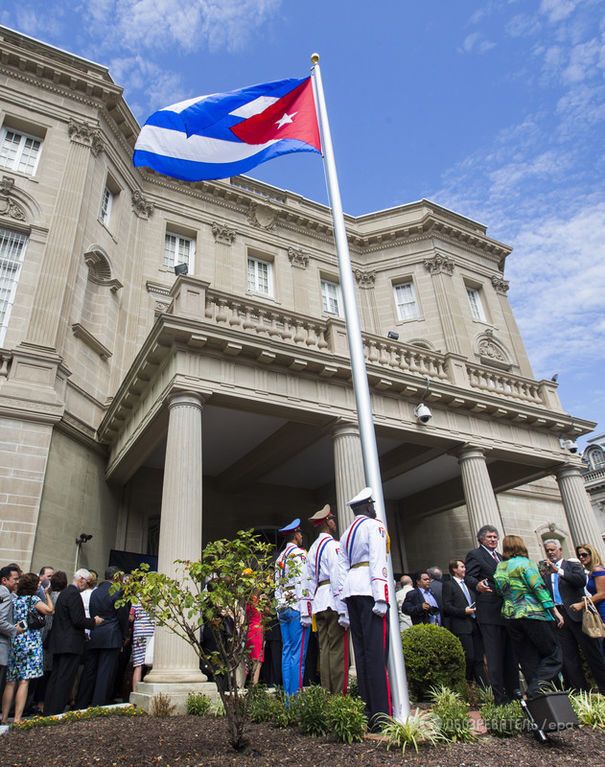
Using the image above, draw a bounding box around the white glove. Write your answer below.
[372,600,388,617]
[300,614,312,628]
[338,615,350,630]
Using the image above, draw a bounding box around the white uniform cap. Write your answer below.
[347,486,374,507]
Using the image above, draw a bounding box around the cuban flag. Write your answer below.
[133,77,321,182]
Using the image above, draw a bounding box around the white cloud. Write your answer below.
[539,0,582,24]
[459,31,496,55]
[108,56,187,117]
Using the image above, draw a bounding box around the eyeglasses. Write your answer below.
[578,552,589,559]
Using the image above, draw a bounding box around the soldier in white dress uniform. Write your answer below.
[300,504,349,694]
[339,487,391,725]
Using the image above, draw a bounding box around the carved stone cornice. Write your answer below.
[68,119,104,156]
[354,269,376,288]
[211,221,236,245]
[424,253,455,276]
[131,190,154,220]
[287,247,309,269]
[0,176,26,221]
[247,202,279,231]
[491,274,510,295]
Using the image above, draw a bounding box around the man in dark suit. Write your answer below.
[443,559,487,686]
[542,539,605,693]
[402,571,442,625]
[76,566,130,708]
[465,525,519,704]
[44,569,102,715]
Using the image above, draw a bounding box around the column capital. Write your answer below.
[167,390,211,411]
[331,418,360,438]
[67,118,104,156]
[451,443,492,462]
[554,461,585,481]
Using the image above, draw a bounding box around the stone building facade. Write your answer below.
[0,28,602,704]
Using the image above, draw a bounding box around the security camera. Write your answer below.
[559,438,579,454]
[76,533,93,545]
[414,403,432,424]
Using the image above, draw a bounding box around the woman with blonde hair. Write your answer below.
[571,543,605,623]
[493,535,563,698]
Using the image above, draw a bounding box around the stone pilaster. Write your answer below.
[456,445,504,538]
[555,463,605,558]
[26,119,102,351]
[144,392,206,684]
[424,253,462,355]
[332,421,365,533]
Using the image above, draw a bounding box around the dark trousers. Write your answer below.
[76,648,120,708]
[479,621,519,704]
[315,608,348,694]
[44,653,81,716]
[457,622,488,686]
[346,595,391,724]
[557,614,605,693]
[504,618,561,697]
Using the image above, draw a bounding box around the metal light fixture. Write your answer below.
[387,330,399,340]
[174,262,188,276]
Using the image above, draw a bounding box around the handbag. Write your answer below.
[144,635,155,666]
[581,596,605,639]
[27,596,46,631]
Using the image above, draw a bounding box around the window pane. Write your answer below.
[321,280,340,315]
[164,233,193,269]
[0,131,20,169]
[395,282,418,321]
[248,257,271,295]
[17,137,41,174]
[467,287,485,322]
[0,227,28,341]
[100,187,112,225]
[0,130,41,175]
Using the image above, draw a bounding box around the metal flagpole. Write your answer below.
[310,53,410,721]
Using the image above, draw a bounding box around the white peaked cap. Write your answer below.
[347,486,374,507]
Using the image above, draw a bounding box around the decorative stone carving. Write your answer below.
[247,202,279,231]
[131,190,154,219]
[68,118,104,156]
[424,253,455,276]
[287,246,309,269]
[491,274,510,294]
[0,176,25,221]
[211,222,236,244]
[83,247,123,292]
[354,269,376,288]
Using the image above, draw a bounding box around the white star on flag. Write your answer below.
[275,111,297,128]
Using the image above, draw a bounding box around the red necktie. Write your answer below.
[491,551,499,562]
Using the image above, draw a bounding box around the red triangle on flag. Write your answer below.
[230,78,321,151]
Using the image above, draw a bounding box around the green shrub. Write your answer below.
[570,691,605,728]
[429,685,475,743]
[298,685,331,736]
[401,625,466,701]
[480,700,524,737]
[347,676,360,699]
[209,700,226,717]
[11,705,145,731]
[246,685,274,723]
[269,688,300,728]
[379,709,444,753]
[186,692,212,716]
[326,694,367,744]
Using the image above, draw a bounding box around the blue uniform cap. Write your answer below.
[279,518,301,533]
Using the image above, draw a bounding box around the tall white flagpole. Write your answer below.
[310,53,410,721]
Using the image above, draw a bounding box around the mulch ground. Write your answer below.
[2,714,604,767]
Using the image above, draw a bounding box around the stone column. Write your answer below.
[26,119,102,351]
[556,463,605,558]
[145,393,205,683]
[333,421,365,533]
[456,445,504,539]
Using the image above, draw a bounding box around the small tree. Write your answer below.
[115,529,275,751]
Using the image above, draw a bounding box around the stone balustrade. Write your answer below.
[583,467,605,484]
[466,363,543,404]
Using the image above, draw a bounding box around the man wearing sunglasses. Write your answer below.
[542,539,605,693]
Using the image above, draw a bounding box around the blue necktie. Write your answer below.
[553,572,562,605]
[459,580,472,605]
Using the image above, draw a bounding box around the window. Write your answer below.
[247,256,273,297]
[467,286,486,322]
[321,279,342,316]
[99,186,113,227]
[0,128,42,175]
[394,281,419,321]
[589,449,605,471]
[0,227,28,343]
[164,232,194,271]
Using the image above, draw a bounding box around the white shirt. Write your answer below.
[339,514,389,603]
[275,543,307,612]
[302,533,347,618]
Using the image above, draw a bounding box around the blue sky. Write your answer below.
[3,0,604,445]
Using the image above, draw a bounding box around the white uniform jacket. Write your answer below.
[339,514,390,604]
[275,543,308,612]
[300,533,348,619]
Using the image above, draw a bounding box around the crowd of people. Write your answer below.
[1,498,605,729]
